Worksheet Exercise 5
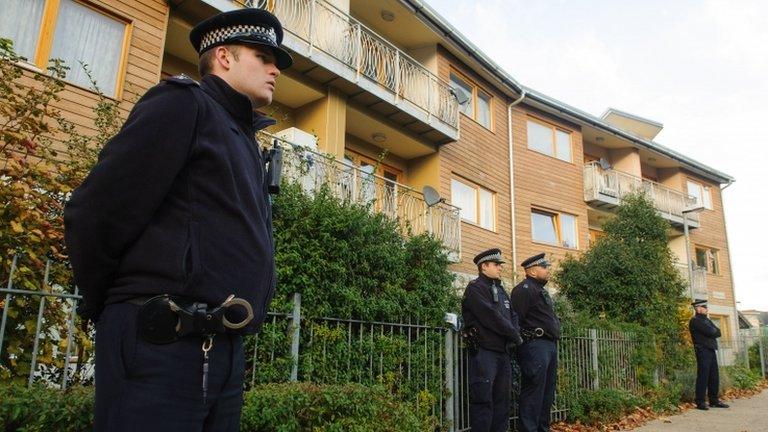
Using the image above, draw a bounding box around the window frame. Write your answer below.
[344,149,404,184]
[686,179,713,210]
[531,208,579,249]
[694,245,720,275]
[449,68,494,130]
[451,176,496,231]
[526,116,573,163]
[11,0,133,99]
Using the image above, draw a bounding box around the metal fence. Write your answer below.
[4,259,766,430]
[0,263,656,431]
[719,328,768,376]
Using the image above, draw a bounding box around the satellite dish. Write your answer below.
[449,86,470,106]
[422,185,444,207]
[598,158,612,170]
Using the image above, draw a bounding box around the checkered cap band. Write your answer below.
[200,24,277,52]
[524,257,548,268]
[476,252,503,265]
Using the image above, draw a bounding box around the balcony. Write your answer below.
[675,263,708,300]
[583,162,700,229]
[235,0,459,143]
[257,133,462,259]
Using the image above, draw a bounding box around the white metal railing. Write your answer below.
[258,133,462,256]
[583,162,700,225]
[240,0,459,130]
[675,263,708,300]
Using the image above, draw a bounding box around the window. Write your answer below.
[686,180,713,210]
[451,178,495,230]
[0,0,131,97]
[695,246,720,275]
[527,118,572,162]
[344,150,403,213]
[450,71,493,129]
[531,209,578,249]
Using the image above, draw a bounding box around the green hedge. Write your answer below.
[567,389,647,425]
[0,383,93,432]
[271,182,458,323]
[241,383,432,431]
[0,382,432,432]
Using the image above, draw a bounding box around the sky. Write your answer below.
[429,0,768,311]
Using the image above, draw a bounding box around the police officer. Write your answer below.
[689,299,729,410]
[462,248,523,432]
[64,8,292,431]
[510,253,560,432]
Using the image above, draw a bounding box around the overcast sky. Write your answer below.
[429,0,768,311]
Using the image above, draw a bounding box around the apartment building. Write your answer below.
[1,0,737,337]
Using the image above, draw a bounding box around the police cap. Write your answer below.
[190,8,293,70]
[473,248,505,266]
[521,253,550,269]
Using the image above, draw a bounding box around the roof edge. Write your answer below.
[524,88,735,184]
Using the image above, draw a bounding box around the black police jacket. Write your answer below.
[461,274,522,352]
[689,313,721,351]
[510,276,560,340]
[64,74,276,333]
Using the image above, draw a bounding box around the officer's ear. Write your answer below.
[212,45,239,72]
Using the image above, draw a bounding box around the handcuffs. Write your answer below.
[520,327,546,341]
[135,294,254,344]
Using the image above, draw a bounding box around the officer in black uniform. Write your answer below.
[64,8,292,432]
[462,248,523,432]
[689,299,729,410]
[510,253,560,432]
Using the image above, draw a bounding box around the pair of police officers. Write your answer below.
[462,249,560,432]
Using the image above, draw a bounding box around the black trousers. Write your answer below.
[516,339,557,432]
[695,347,720,405]
[94,303,245,432]
[468,347,512,432]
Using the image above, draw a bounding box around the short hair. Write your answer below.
[198,44,241,77]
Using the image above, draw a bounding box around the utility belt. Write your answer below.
[521,327,556,342]
[128,293,255,404]
[129,294,254,345]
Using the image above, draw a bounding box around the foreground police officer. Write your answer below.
[510,253,560,432]
[64,8,292,431]
[462,248,523,432]
[689,299,729,410]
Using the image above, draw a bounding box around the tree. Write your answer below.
[0,39,122,383]
[555,192,692,369]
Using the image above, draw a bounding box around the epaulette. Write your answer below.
[165,74,200,87]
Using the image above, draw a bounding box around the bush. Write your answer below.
[748,340,766,374]
[0,383,93,432]
[241,383,431,432]
[724,365,761,390]
[0,382,432,432]
[271,182,458,323]
[567,388,647,425]
[644,383,683,412]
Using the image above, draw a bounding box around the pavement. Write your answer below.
[632,389,768,431]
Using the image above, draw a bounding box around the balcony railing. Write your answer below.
[675,263,708,300]
[241,0,459,131]
[257,133,462,258]
[584,162,700,226]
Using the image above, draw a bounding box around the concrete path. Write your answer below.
[632,389,768,431]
